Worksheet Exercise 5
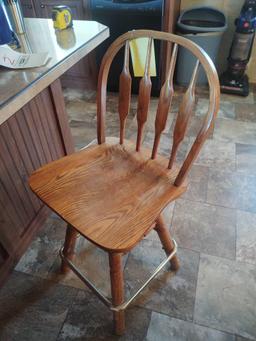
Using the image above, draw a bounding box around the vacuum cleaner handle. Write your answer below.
[235,0,256,33]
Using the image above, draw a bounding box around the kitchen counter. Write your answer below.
[0,18,109,125]
[0,18,109,286]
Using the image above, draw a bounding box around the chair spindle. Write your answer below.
[119,41,132,145]
[151,43,178,159]
[168,60,200,169]
[136,37,153,151]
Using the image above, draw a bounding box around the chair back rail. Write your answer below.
[136,37,153,152]
[168,59,200,170]
[97,30,220,186]
[118,41,131,145]
[152,43,178,159]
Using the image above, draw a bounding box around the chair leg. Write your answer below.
[109,252,125,335]
[61,224,79,274]
[155,214,179,271]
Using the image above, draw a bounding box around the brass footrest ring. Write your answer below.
[59,239,177,312]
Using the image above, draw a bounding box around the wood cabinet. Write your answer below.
[0,81,70,287]
[20,0,96,89]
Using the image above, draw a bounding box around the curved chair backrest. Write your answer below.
[97,30,220,186]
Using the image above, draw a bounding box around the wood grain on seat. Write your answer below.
[29,137,187,252]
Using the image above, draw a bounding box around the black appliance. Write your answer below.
[220,0,256,96]
[90,0,164,94]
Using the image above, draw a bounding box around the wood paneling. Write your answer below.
[0,243,8,266]
[0,82,68,287]
[49,80,75,155]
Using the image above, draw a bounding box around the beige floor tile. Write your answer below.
[0,272,77,341]
[196,139,236,171]
[214,118,256,145]
[207,169,256,213]
[194,254,256,339]
[172,199,236,259]
[196,98,236,120]
[235,103,256,123]
[58,292,151,341]
[236,210,256,265]
[236,143,256,173]
[181,165,209,203]
[15,214,66,278]
[146,312,235,341]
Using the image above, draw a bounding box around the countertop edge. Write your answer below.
[0,26,109,125]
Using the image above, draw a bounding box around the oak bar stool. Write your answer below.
[29,30,220,335]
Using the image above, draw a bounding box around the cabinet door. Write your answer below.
[20,0,37,17]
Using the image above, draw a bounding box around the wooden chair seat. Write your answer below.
[29,137,187,252]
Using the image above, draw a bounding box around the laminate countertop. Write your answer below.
[0,18,109,125]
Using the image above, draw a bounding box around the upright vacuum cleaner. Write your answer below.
[220,0,256,96]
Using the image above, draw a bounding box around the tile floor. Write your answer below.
[0,85,256,340]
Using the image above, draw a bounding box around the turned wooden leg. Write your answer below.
[61,224,79,274]
[155,214,179,271]
[109,252,125,335]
